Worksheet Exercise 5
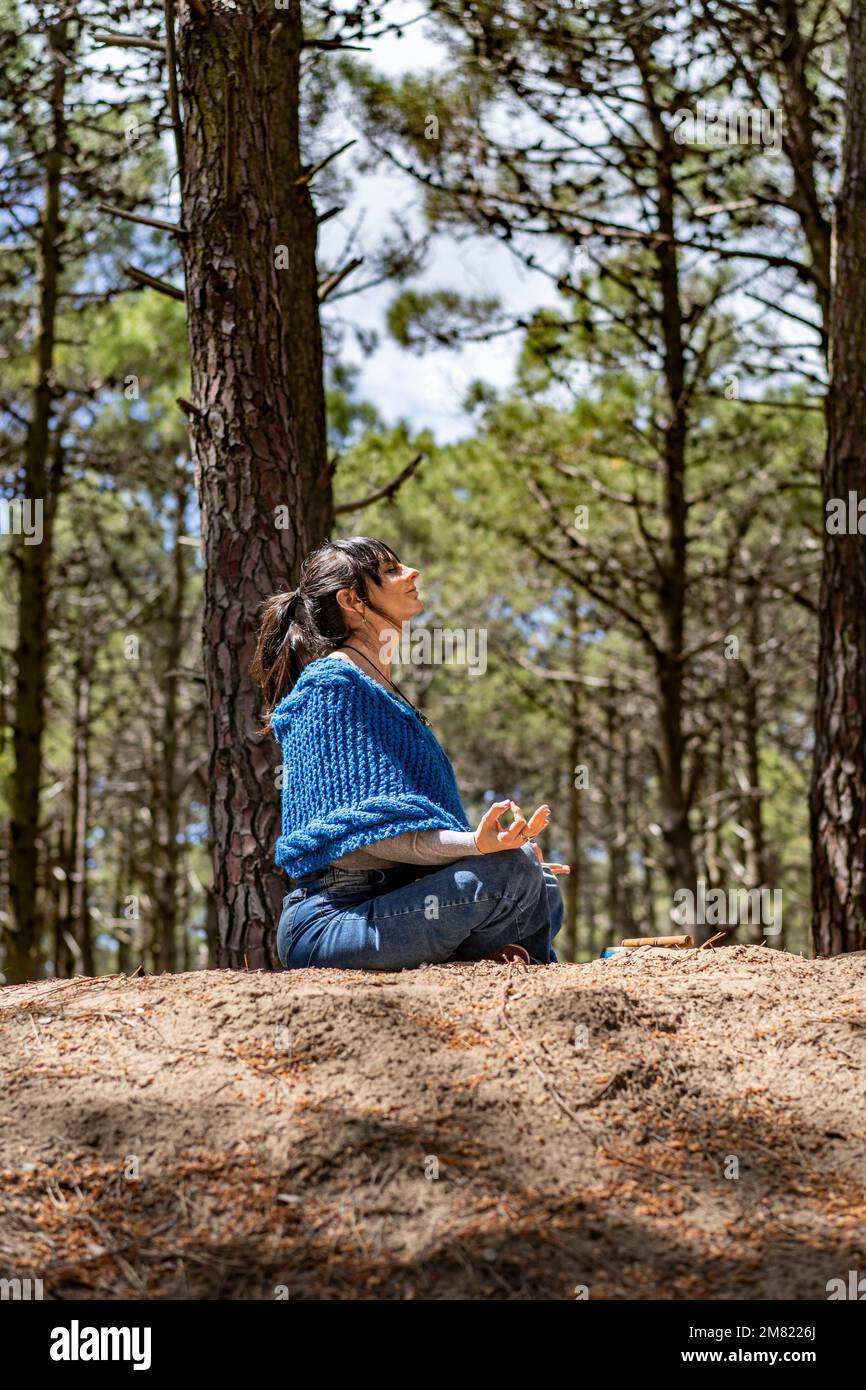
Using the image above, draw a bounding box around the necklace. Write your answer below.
[340,645,434,728]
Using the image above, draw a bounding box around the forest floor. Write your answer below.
[1,944,865,1301]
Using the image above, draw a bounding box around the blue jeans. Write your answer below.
[277,841,563,971]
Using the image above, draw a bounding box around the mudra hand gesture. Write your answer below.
[473,799,570,874]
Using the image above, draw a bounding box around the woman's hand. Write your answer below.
[473,799,552,854]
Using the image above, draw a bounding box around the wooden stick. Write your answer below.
[620,934,693,948]
[698,931,727,950]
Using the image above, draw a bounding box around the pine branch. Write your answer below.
[296,139,356,187]
[99,203,186,235]
[333,453,424,514]
[164,0,185,187]
[301,39,371,52]
[317,256,363,302]
[92,31,165,53]
[124,265,185,300]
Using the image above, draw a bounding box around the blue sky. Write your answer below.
[315,2,562,443]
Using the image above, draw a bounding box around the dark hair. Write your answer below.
[251,536,402,729]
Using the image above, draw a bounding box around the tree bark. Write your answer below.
[69,621,94,977]
[7,18,68,983]
[603,697,636,939]
[640,832,658,935]
[564,597,581,961]
[115,810,134,975]
[776,0,832,332]
[152,470,189,974]
[176,0,329,968]
[810,0,866,956]
[642,61,700,923]
[740,588,769,907]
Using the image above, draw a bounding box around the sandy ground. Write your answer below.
[1,944,864,1300]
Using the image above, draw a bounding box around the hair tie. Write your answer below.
[281,588,303,636]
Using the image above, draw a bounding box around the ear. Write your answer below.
[335,585,363,619]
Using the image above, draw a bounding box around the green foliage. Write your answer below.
[387,289,504,352]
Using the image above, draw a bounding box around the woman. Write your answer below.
[252,536,569,970]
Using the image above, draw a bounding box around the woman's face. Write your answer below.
[375,555,423,622]
[336,554,423,632]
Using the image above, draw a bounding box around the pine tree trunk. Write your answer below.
[620,720,637,930]
[810,0,866,956]
[70,627,94,977]
[564,598,581,961]
[604,698,634,938]
[153,471,188,975]
[637,46,700,925]
[176,0,329,968]
[640,832,658,935]
[7,18,68,983]
[115,815,134,976]
[741,591,769,921]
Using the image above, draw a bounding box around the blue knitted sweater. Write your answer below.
[271,657,472,877]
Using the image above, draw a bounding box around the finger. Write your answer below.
[501,815,529,844]
[527,805,551,835]
[542,863,570,875]
[481,799,512,829]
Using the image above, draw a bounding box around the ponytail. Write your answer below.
[250,588,305,732]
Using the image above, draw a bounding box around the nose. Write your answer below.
[405,565,419,582]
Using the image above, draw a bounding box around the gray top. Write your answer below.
[329,827,481,869]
